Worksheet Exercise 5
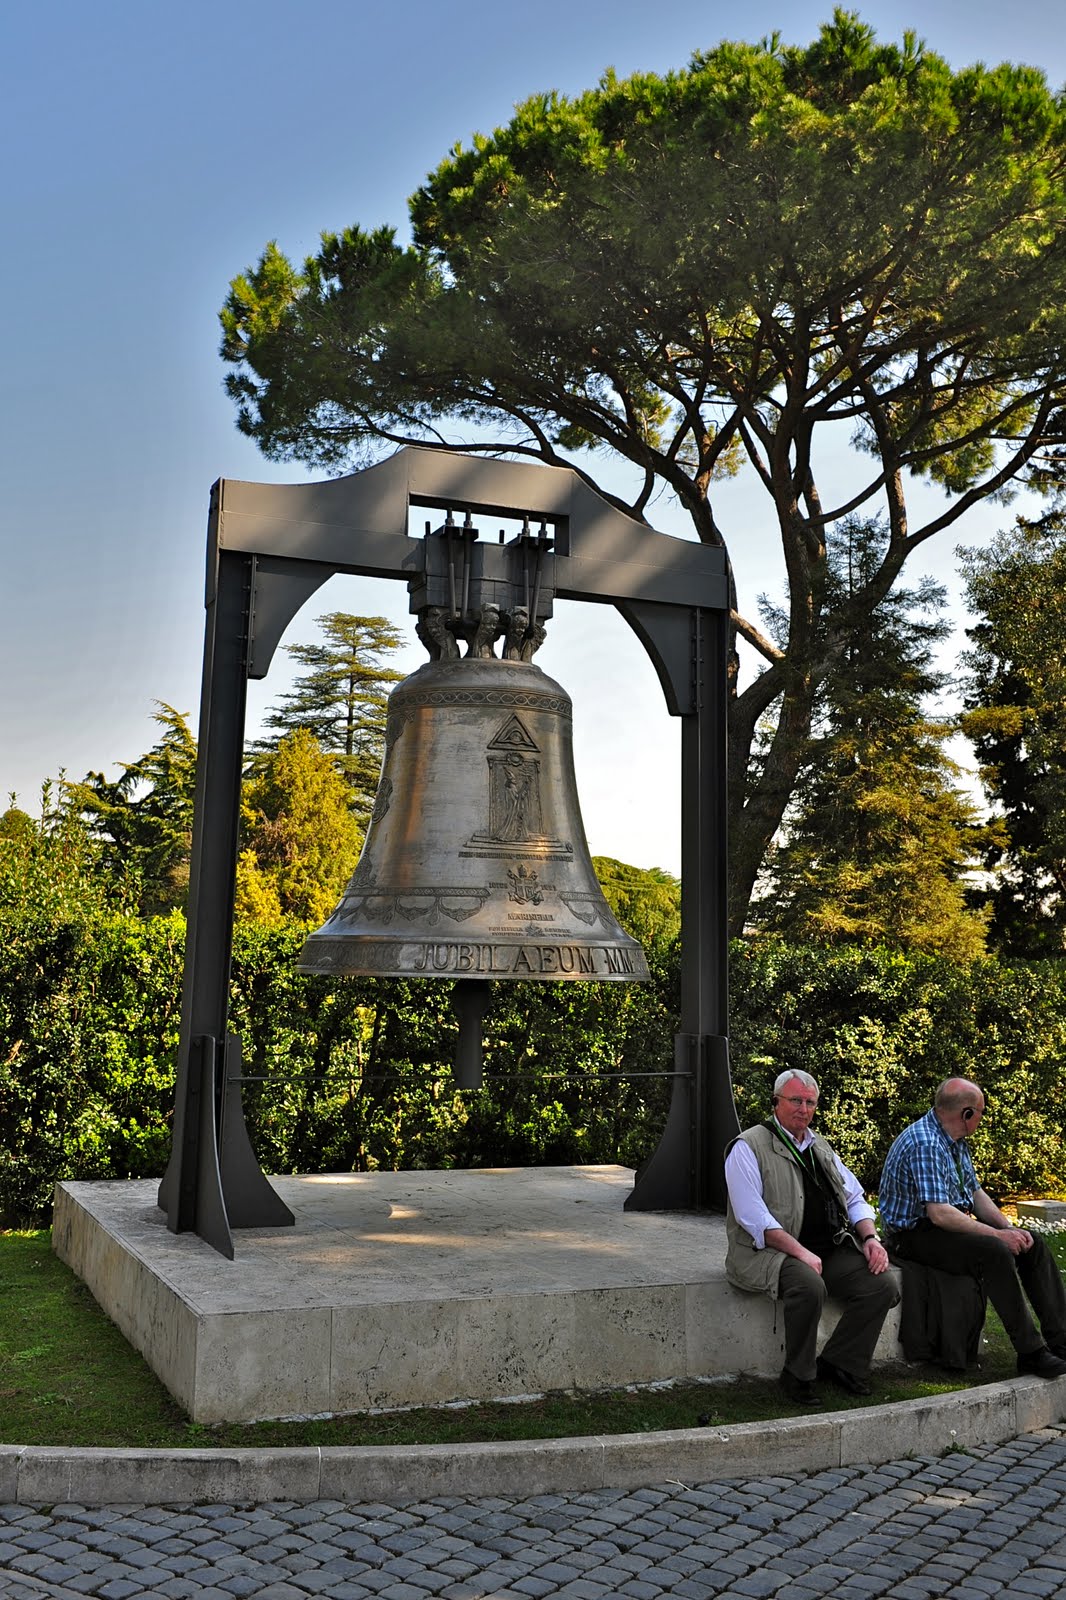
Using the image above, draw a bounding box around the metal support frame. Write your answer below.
[158,448,740,1252]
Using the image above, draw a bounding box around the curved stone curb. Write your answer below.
[3,1374,1064,1507]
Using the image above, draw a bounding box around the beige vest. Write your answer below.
[725,1123,852,1298]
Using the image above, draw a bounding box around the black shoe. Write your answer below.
[1017,1346,1066,1379]
[779,1368,821,1406]
[817,1357,873,1397]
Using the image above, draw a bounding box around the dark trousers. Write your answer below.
[888,1225,1066,1357]
[778,1246,901,1382]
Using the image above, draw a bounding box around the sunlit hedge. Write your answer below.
[730,939,1066,1199]
[2,909,1064,1225]
[0,910,675,1225]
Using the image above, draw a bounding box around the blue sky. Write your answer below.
[3,0,1064,875]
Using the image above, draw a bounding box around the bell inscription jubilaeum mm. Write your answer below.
[298,534,649,1086]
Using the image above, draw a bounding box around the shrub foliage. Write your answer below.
[3,909,1065,1225]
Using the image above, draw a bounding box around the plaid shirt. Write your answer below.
[878,1106,979,1234]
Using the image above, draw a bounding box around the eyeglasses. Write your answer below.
[783,1096,818,1109]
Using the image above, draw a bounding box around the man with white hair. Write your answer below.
[725,1069,900,1406]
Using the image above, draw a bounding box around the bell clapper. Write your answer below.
[452,979,493,1089]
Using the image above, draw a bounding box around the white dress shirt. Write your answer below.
[725,1119,876,1248]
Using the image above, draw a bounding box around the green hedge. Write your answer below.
[0,910,674,1225]
[730,940,1066,1200]
[2,910,1064,1225]
[0,910,184,1225]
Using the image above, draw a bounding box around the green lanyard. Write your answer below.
[767,1120,816,1176]
[951,1142,970,1198]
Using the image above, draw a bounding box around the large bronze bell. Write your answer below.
[298,643,649,1084]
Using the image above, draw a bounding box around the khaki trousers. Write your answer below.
[779,1245,901,1382]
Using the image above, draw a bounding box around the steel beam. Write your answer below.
[159,449,738,1250]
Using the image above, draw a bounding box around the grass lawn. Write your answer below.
[1,1228,1053,1452]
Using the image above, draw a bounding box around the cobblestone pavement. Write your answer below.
[5,1426,1066,1600]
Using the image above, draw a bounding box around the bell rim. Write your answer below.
[296,933,651,983]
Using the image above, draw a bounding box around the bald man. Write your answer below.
[879,1078,1066,1379]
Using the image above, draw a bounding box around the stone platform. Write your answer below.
[1017,1198,1066,1225]
[52,1166,901,1425]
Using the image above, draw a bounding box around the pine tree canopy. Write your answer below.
[256,612,405,822]
[220,11,1066,928]
[960,516,1066,954]
[755,522,988,961]
[68,703,197,917]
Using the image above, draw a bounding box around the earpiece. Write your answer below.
[962,1107,974,1123]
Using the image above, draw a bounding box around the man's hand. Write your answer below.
[927,1199,1034,1253]
[996,1227,1033,1255]
[764,1228,823,1273]
[973,1187,1033,1250]
[862,1237,890,1274]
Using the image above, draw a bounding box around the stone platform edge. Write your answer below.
[2,1375,1064,1506]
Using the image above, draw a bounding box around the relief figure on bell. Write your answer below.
[490,751,541,842]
